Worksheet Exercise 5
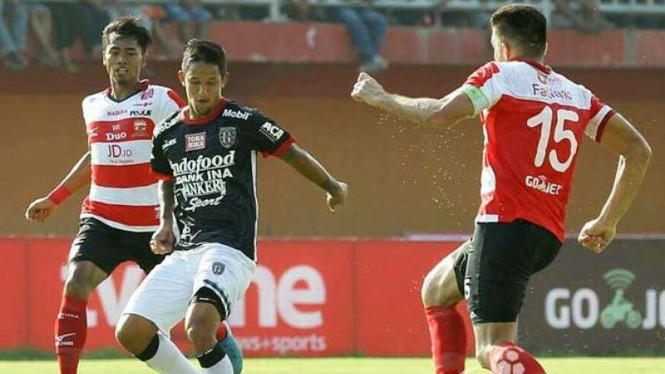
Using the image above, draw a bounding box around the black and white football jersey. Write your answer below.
[151,99,295,260]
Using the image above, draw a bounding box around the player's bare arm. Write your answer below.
[25,151,92,222]
[151,179,176,255]
[578,113,651,253]
[279,143,348,211]
[351,72,474,128]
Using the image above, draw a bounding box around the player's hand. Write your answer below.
[578,218,616,253]
[351,72,388,108]
[25,197,58,222]
[327,181,348,212]
[151,225,175,255]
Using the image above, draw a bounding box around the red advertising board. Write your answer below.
[0,238,470,356]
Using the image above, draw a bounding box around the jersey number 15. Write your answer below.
[527,106,579,173]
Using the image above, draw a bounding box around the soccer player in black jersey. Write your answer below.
[115,39,348,374]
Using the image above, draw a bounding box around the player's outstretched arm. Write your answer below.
[351,72,474,129]
[152,179,176,255]
[279,143,348,211]
[24,151,92,222]
[578,113,651,253]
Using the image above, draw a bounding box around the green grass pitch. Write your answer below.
[1,357,664,374]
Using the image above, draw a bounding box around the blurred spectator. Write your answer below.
[47,2,84,72]
[80,0,111,57]
[165,0,212,47]
[28,3,60,67]
[0,0,28,70]
[107,1,171,58]
[334,0,388,73]
[285,0,310,22]
[553,0,609,34]
[141,5,172,58]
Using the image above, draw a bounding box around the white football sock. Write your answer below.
[202,355,234,374]
[145,332,199,374]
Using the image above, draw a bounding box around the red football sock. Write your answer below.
[215,322,227,341]
[425,306,467,374]
[54,295,88,374]
[489,342,546,374]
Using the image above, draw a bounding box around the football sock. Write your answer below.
[55,295,87,374]
[425,305,467,374]
[488,342,546,374]
[197,343,234,374]
[138,332,200,374]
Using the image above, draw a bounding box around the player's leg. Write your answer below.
[117,250,199,374]
[56,218,128,374]
[421,242,469,374]
[188,244,256,374]
[467,220,561,374]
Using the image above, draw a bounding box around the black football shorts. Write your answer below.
[69,218,164,274]
[452,219,562,323]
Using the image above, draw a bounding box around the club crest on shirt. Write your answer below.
[212,262,225,275]
[219,127,237,149]
[133,119,148,137]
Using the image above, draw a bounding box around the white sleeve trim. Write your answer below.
[585,105,611,141]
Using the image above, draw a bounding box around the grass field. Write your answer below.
[1,357,664,374]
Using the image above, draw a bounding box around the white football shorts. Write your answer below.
[122,243,256,333]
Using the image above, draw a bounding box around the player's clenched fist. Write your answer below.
[151,225,175,255]
[351,72,387,108]
[25,197,58,222]
[578,218,616,253]
[326,181,349,212]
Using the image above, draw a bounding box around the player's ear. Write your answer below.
[221,72,230,87]
[178,70,185,87]
[542,42,549,59]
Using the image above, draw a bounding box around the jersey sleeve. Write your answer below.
[151,133,174,180]
[247,111,296,157]
[154,88,186,127]
[461,62,503,117]
[584,95,616,143]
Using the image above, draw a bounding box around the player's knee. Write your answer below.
[63,273,92,298]
[421,263,461,308]
[115,315,155,355]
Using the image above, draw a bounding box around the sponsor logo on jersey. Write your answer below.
[525,175,563,196]
[130,109,152,117]
[222,108,251,120]
[133,119,148,137]
[112,124,122,131]
[260,122,285,143]
[171,152,236,176]
[107,109,127,116]
[162,138,177,150]
[219,127,237,149]
[185,132,206,152]
[134,101,152,107]
[106,132,127,141]
[141,88,154,100]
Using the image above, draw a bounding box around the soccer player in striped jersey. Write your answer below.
[25,18,242,374]
[352,5,650,374]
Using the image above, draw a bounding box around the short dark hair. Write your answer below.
[182,39,228,74]
[490,5,547,58]
[102,17,152,54]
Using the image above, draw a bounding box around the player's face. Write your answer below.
[179,62,229,117]
[102,34,146,85]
